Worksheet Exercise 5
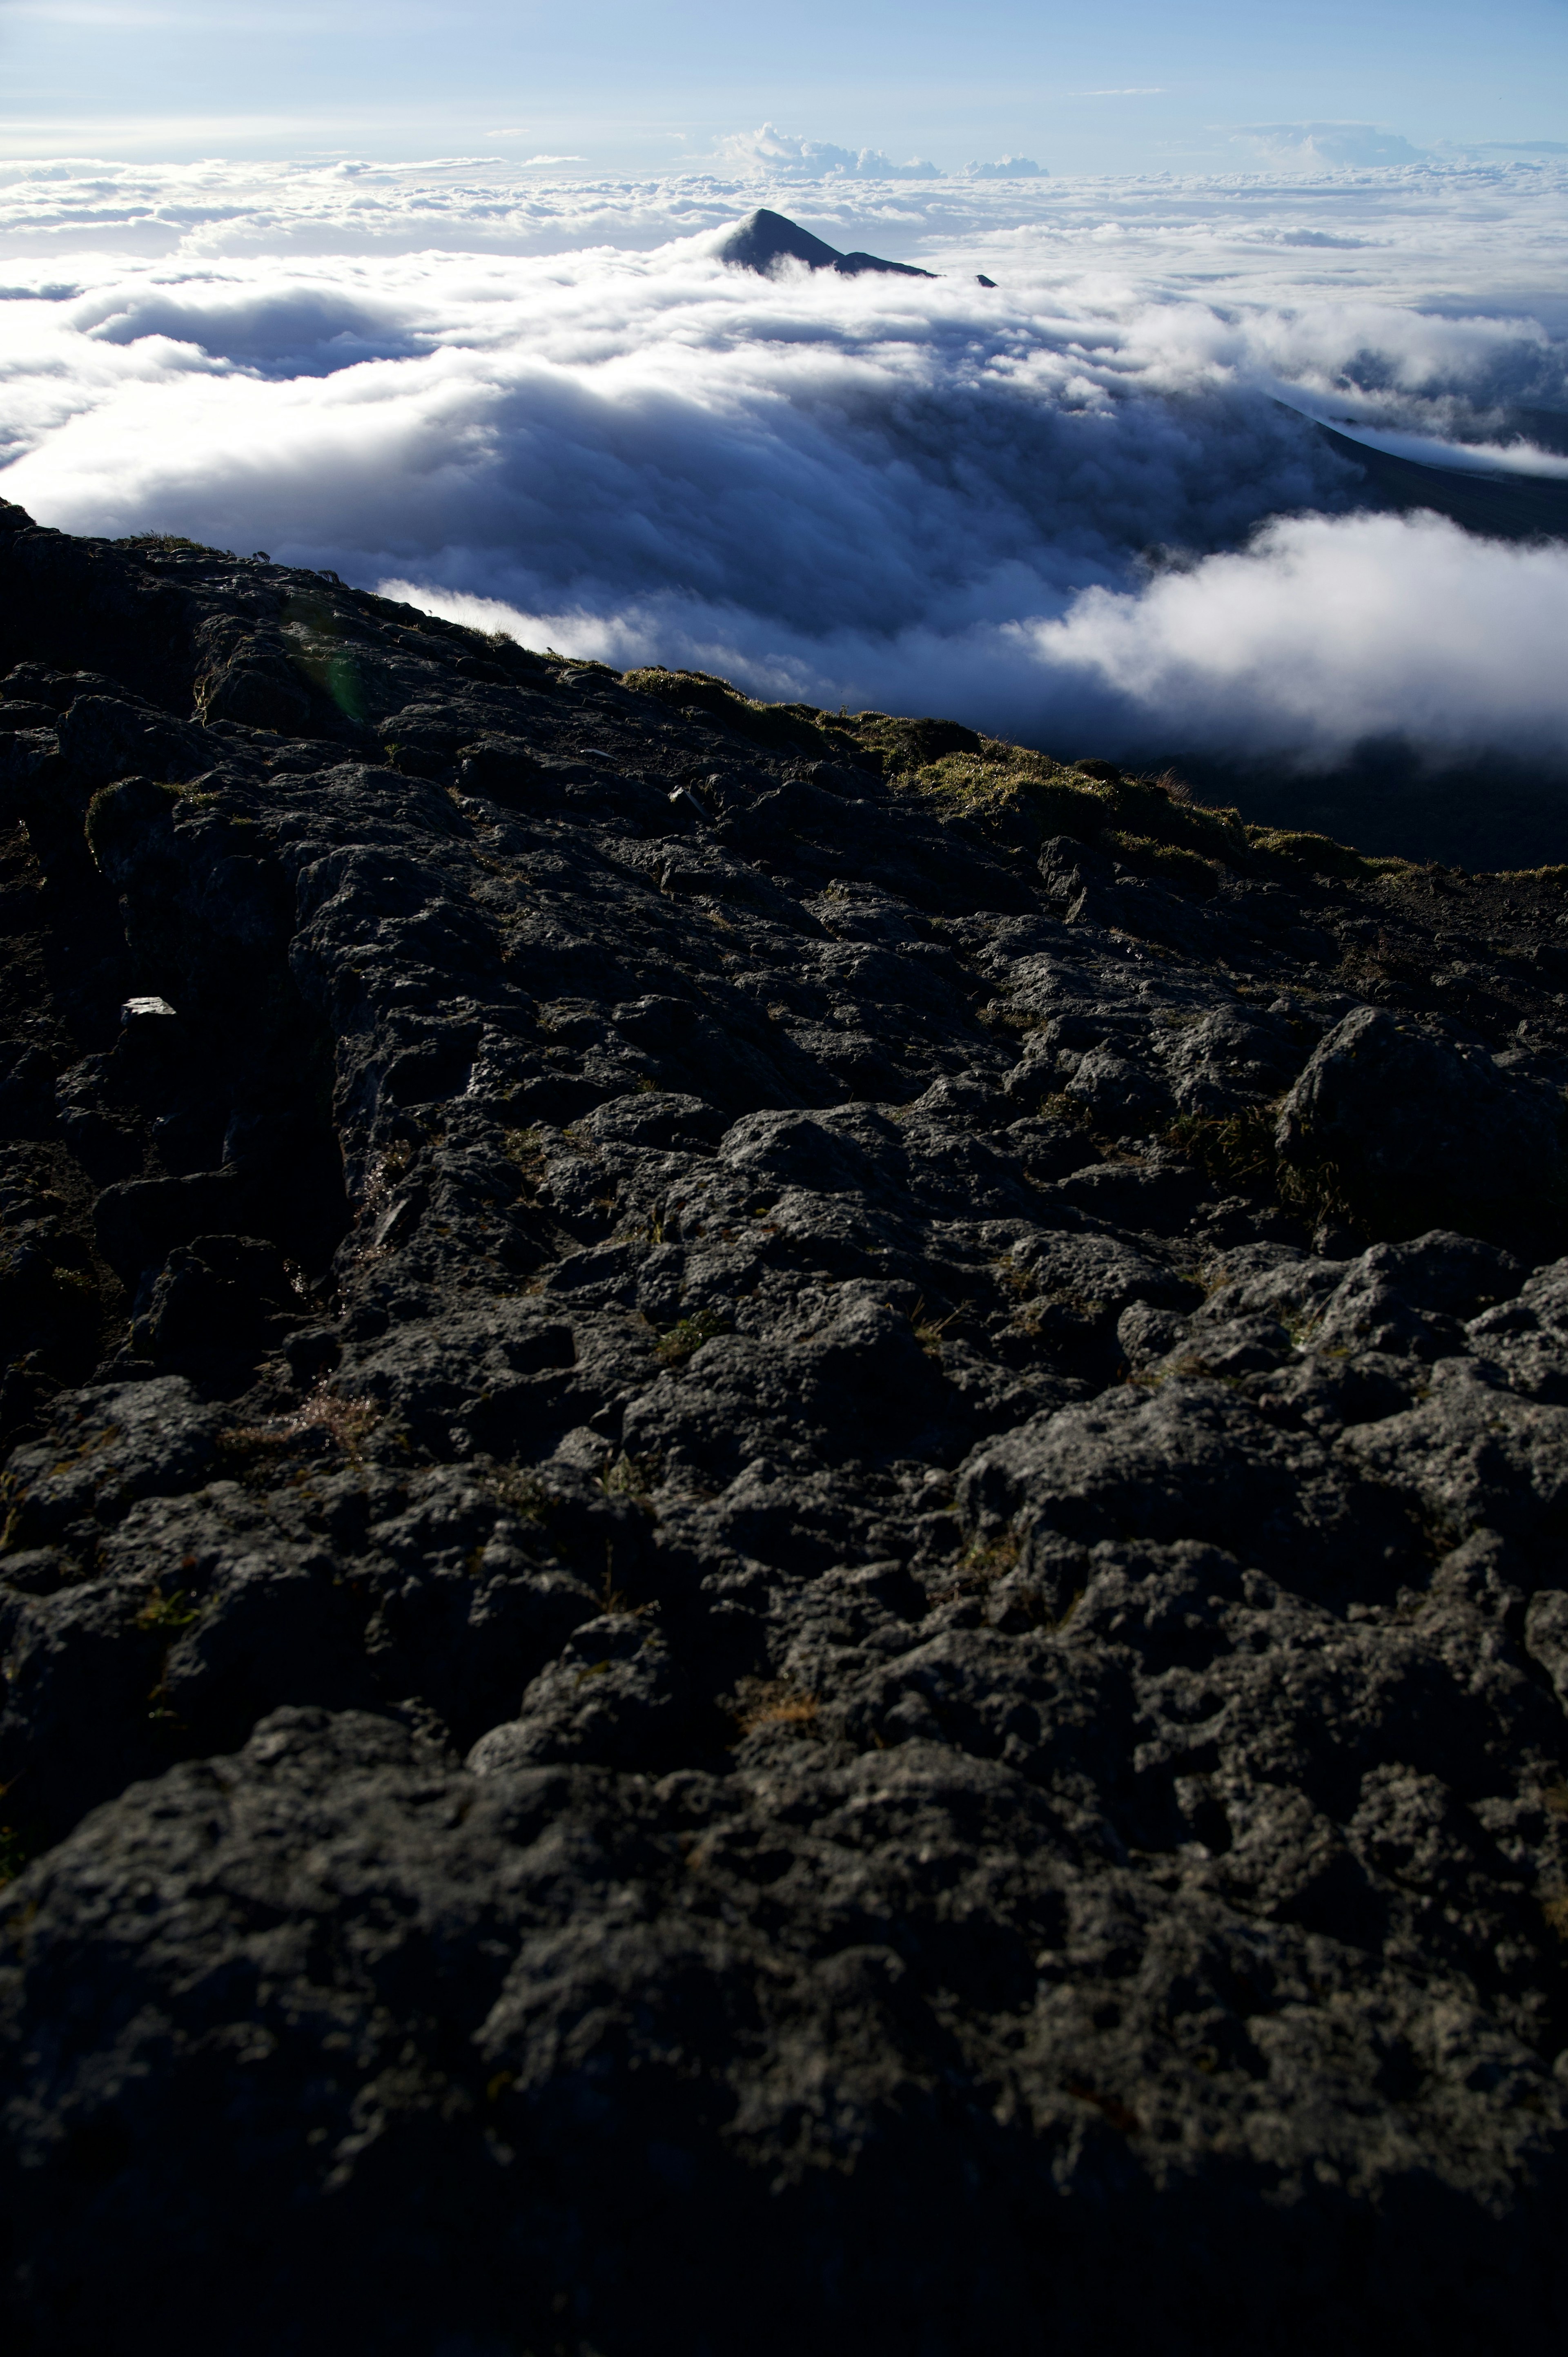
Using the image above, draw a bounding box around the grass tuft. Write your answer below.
[729,1677,819,1738]
[884,741,1247,873]
[219,1386,382,1469]
[623,667,851,760]
[655,1307,730,1366]
[134,1588,201,1633]
[1165,1105,1279,1189]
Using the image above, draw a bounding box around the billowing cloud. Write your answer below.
[963,157,1044,180]
[2,157,1566,778]
[1233,123,1430,172]
[1026,511,1568,760]
[715,125,942,181]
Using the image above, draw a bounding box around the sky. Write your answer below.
[0,0,1566,174]
[3,4,1568,785]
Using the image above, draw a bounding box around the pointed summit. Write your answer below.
[719,208,936,279]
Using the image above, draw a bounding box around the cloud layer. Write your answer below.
[3,158,1568,773]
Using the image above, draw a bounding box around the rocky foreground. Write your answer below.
[2,497,1568,2353]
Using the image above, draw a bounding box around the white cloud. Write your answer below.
[2,157,1567,780]
[715,124,942,181]
[963,157,1044,180]
[1233,122,1430,172]
[1026,511,1568,761]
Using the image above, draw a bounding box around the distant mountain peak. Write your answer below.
[719,208,937,280]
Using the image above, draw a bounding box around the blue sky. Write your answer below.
[1,0,1565,170]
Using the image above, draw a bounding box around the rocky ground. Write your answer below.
[2,495,1568,2354]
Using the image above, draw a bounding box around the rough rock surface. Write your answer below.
[2,503,1568,2354]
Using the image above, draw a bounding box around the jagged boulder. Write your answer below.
[1276,1004,1567,1233]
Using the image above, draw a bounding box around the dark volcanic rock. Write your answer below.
[1277,1003,1568,1231]
[3,505,1568,2355]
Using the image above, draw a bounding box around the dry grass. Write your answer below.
[730,1677,819,1737]
[493,1467,550,1521]
[961,1531,1022,1579]
[993,1256,1038,1299]
[1165,1105,1278,1189]
[599,1452,663,1503]
[910,1296,967,1354]
[220,1385,382,1467]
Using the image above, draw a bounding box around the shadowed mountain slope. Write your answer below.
[1319,420,1568,541]
[720,205,938,278]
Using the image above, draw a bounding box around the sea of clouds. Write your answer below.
[3,148,1568,771]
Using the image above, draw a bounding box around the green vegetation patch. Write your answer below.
[623,667,852,760]
[1243,826,1423,884]
[135,1588,202,1634]
[882,740,1247,870]
[1104,831,1223,896]
[848,712,985,771]
[117,533,227,557]
[655,1306,730,1366]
